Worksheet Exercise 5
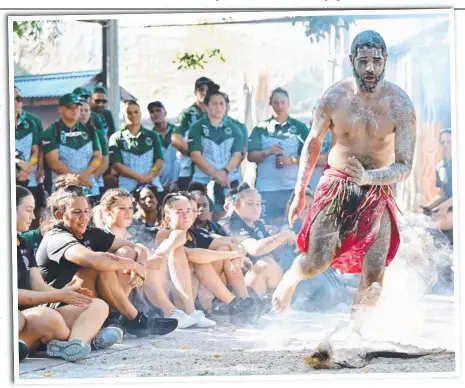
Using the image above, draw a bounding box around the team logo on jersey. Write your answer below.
[190,114,198,124]
[122,139,129,150]
[202,125,210,137]
[225,127,232,135]
[289,125,297,134]
[22,121,29,129]
[146,137,153,146]
[21,250,30,270]
[60,131,67,144]
[438,166,447,182]
[81,132,89,141]
[257,230,265,239]
[239,228,248,236]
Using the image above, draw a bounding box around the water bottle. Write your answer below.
[275,141,284,169]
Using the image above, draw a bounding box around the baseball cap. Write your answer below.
[194,77,212,90]
[147,101,166,111]
[73,87,90,97]
[59,93,82,107]
[93,85,107,95]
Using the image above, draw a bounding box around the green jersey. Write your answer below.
[15,111,40,187]
[248,116,309,192]
[109,126,164,192]
[40,119,102,194]
[173,103,206,178]
[188,116,242,184]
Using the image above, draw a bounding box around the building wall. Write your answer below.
[23,103,61,129]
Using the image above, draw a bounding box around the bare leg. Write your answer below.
[168,247,195,314]
[144,260,177,316]
[19,307,70,350]
[96,247,138,319]
[273,204,338,313]
[246,255,284,297]
[56,298,109,343]
[351,211,391,327]
[18,311,26,333]
[194,263,235,305]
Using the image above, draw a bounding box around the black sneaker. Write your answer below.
[260,291,274,315]
[121,312,150,338]
[150,318,178,336]
[103,314,124,333]
[229,297,262,324]
[19,339,29,361]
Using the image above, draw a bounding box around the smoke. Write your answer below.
[357,211,454,346]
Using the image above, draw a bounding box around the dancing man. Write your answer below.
[272,30,416,328]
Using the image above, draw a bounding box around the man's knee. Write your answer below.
[362,266,385,286]
[295,252,331,276]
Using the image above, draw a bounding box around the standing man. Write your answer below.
[147,101,179,191]
[14,86,44,220]
[171,77,211,191]
[272,31,416,330]
[420,128,453,243]
[91,85,117,139]
[74,87,110,196]
[40,93,102,197]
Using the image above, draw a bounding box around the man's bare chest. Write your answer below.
[332,98,396,139]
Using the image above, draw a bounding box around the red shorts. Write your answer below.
[296,166,401,274]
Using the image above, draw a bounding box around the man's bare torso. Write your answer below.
[324,78,411,171]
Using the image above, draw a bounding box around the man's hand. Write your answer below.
[275,156,293,167]
[344,156,370,186]
[79,173,92,188]
[17,170,29,182]
[213,170,230,187]
[137,174,153,184]
[266,144,284,157]
[288,193,306,227]
[17,160,35,174]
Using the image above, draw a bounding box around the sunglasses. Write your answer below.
[95,99,107,104]
[15,96,23,103]
[135,183,156,193]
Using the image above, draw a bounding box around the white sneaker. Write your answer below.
[189,310,216,328]
[168,309,197,329]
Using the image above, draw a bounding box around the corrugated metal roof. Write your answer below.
[14,70,136,101]
[389,20,449,58]
[14,70,101,99]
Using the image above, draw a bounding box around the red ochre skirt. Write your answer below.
[296,166,401,274]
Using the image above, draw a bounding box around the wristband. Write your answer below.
[291,157,299,165]
[92,159,101,168]
[150,167,158,173]
[29,157,38,165]
[222,167,229,174]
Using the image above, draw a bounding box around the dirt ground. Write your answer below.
[18,294,456,381]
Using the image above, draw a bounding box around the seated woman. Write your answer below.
[188,182,226,235]
[218,184,296,303]
[35,185,170,338]
[96,188,177,333]
[187,194,255,315]
[128,184,161,252]
[16,186,121,362]
[148,193,259,327]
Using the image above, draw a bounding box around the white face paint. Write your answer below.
[352,47,386,93]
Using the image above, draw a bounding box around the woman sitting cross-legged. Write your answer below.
[35,185,173,338]
[95,188,178,334]
[16,186,121,362]
[146,192,260,327]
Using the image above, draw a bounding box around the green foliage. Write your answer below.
[291,16,356,43]
[173,48,226,70]
[13,20,63,53]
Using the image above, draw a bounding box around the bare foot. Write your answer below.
[272,282,297,314]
